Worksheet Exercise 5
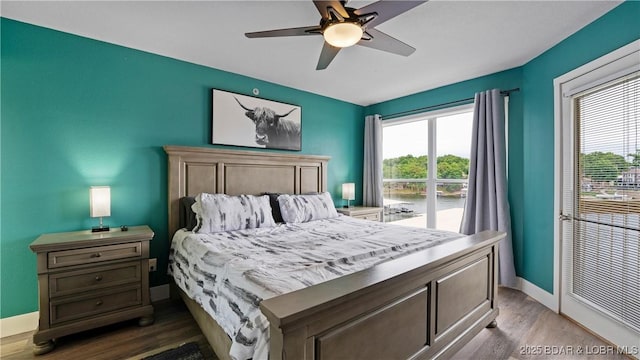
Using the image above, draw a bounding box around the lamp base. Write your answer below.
[91,226,110,233]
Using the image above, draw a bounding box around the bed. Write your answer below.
[164,145,504,360]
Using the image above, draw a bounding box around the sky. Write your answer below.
[383,111,474,159]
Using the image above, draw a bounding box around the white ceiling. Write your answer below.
[1,1,621,106]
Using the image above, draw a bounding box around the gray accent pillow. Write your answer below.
[192,193,276,233]
[262,192,285,223]
[180,196,197,231]
[277,192,338,224]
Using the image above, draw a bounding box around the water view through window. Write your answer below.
[382,108,473,232]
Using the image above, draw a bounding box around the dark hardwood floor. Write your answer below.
[0,300,217,360]
[1,287,626,359]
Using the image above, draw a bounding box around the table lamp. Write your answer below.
[342,183,355,208]
[90,186,111,232]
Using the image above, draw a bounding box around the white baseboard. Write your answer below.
[150,284,170,302]
[516,276,559,312]
[1,284,172,339]
[0,311,38,338]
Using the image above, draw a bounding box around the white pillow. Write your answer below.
[192,193,276,233]
[277,192,338,224]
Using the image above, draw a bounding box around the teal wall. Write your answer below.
[368,1,638,294]
[520,1,639,291]
[0,18,364,318]
[366,68,526,278]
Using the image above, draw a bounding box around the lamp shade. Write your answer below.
[90,186,111,218]
[342,183,355,201]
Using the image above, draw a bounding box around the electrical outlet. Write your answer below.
[149,258,157,272]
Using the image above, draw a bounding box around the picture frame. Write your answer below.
[211,89,302,151]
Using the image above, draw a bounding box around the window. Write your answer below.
[382,105,473,231]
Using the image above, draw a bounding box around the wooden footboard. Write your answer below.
[260,230,503,360]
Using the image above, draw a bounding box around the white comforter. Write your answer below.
[168,215,462,360]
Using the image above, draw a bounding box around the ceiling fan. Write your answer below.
[245,0,428,70]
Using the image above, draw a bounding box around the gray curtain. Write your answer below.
[363,114,383,207]
[460,89,517,288]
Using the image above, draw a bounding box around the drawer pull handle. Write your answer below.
[90,253,102,258]
[95,300,103,306]
[95,275,103,281]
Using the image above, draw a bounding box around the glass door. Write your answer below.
[558,49,639,353]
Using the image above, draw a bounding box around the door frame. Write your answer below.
[553,39,640,349]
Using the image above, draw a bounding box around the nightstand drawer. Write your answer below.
[354,212,381,221]
[50,285,142,325]
[48,242,142,269]
[49,261,142,298]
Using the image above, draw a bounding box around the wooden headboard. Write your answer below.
[164,146,329,237]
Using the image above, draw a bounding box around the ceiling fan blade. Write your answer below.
[316,42,341,70]
[245,25,322,38]
[354,1,428,28]
[313,0,349,19]
[357,28,415,56]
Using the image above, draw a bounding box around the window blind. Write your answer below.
[573,72,639,331]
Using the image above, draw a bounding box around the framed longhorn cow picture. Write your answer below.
[211,89,302,151]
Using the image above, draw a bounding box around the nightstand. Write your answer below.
[336,206,383,222]
[29,225,155,355]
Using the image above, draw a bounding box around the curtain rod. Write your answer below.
[381,88,520,120]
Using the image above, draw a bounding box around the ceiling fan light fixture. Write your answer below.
[323,22,363,48]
